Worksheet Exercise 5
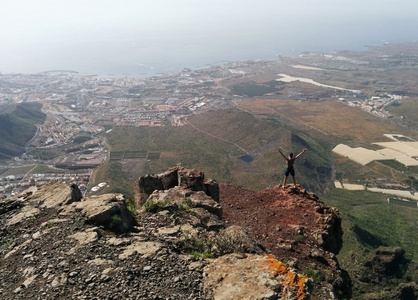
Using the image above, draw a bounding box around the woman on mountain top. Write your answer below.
[278,148,307,188]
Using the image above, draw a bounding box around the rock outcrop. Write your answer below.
[0,168,350,299]
[134,167,219,207]
[61,193,134,233]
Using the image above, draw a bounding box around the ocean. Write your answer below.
[71,23,418,78]
[2,2,418,77]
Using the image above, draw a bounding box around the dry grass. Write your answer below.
[120,158,146,181]
[237,99,404,143]
[159,151,177,159]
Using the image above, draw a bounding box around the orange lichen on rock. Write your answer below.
[260,254,288,276]
[259,254,308,300]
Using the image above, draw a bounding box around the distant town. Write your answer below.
[0,55,407,198]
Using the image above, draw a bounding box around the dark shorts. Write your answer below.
[285,168,295,177]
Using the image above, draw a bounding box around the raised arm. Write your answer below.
[278,148,288,160]
[295,148,307,160]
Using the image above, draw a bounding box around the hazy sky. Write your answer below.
[1,0,418,74]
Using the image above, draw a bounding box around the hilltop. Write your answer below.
[1,167,354,300]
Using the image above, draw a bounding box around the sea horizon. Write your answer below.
[3,39,417,79]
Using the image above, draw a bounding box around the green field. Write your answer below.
[110,151,147,161]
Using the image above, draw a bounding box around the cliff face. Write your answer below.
[0,168,349,300]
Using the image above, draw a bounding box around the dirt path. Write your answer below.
[19,164,38,183]
[185,117,249,155]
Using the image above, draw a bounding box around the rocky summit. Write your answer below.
[0,167,350,299]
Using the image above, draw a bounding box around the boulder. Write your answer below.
[68,227,101,244]
[62,193,134,233]
[27,182,82,209]
[204,253,312,300]
[118,239,163,260]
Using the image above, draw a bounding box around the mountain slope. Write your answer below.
[98,109,333,197]
[0,103,46,159]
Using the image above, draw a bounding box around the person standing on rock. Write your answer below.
[278,148,307,188]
